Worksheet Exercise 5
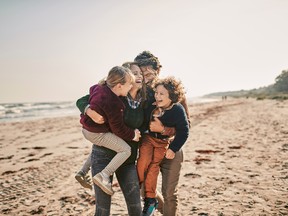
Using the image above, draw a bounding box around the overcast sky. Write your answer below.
[0,0,287,103]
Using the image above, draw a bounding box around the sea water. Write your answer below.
[0,97,220,123]
[0,101,79,122]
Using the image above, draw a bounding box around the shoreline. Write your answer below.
[1,98,287,215]
[0,97,221,123]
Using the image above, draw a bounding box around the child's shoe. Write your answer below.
[92,172,114,196]
[75,171,92,190]
[142,197,158,216]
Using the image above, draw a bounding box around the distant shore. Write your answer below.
[1,98,287,215]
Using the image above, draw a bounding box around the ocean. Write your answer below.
[0,97,220,123]
[0,101,79,123]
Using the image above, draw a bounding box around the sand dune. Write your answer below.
[0,98,287,215]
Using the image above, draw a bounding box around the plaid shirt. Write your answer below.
[126,94,142,109]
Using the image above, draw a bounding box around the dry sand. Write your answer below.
[0,98,287,216]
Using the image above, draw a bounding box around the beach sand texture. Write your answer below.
[0,99,287,215]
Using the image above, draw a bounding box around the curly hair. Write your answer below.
[152,76,185,103]
[134,51,162,72]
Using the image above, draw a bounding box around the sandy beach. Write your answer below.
[0,98,287,216]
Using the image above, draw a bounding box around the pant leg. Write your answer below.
[116,164,142,216]
[80,151,92,174]
[160,149,183,216]
[83,129,131,176]
[145,143,167,198]
[136,136,154,184]
[91,145,113,216]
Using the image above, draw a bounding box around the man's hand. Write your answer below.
[149,117,164,133]
[86,108,105,124]
[165,149,175,159]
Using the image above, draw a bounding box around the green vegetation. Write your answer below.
[205,69,288,100]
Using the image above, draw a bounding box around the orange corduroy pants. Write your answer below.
[137,134,169,198]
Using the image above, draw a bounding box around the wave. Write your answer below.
[0,97,221,123]
[0,101,78,122]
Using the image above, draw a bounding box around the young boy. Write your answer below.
[136,76,189,215]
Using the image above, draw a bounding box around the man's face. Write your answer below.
[140,66,157,85]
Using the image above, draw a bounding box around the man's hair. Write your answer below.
[134,51,162,71]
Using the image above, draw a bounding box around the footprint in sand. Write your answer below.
[184,173,201,178]
[25,158,40,162]
[0,155,14,160]
[193,156,211,164]
[32,146,46,150]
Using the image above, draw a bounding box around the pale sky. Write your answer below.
[0,0,287,103]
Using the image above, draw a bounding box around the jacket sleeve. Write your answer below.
[180,95,191,128]
[168,105,189,152]
[76,94,90,114]
[103,101,135,141]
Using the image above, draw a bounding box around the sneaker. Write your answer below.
[142,197,158,216]
[92,172,114,196]
[75,171,92,190]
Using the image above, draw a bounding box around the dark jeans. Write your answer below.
[91,144,142,216]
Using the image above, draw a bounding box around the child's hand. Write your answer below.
[132,129,141,142]
[165,149,175,159]
[149,117,164,133]
[86,108,105,124]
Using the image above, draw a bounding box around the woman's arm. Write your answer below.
[76,94,105,124]
[76,94,90,114]
[86,108,105,124]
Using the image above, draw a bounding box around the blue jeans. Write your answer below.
[91,144,142,216]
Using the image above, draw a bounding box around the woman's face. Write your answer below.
[130,64,143,90]
[154,84,172,109]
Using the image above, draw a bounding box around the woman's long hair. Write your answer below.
[122,62,147,107]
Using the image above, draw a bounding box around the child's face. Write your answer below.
[119,79,133,96]
[154,85,172,109]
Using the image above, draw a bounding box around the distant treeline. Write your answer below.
[205,69,288,100]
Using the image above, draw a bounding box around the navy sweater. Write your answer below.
[147,103,189,152]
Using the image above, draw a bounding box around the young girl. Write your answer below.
[80,65,141,195]
[136,76,189,215]
[75,62,145,191]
